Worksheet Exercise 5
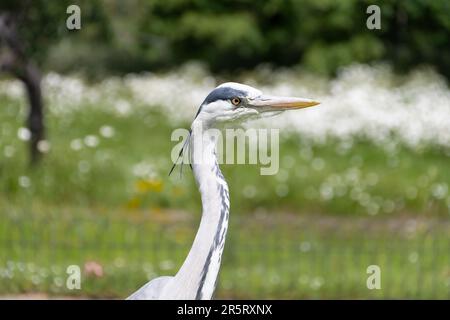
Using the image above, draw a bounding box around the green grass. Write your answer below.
[0,93,449,298]
[1,208,448,299]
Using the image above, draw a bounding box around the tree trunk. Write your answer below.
[21,63,44,163]
[0,12,45,164]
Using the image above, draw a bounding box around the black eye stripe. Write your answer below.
[194,87,247,119]
[202,87,247,105]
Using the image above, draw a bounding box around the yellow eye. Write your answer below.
[231,97,241,106]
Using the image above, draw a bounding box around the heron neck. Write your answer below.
[162,121,229,299]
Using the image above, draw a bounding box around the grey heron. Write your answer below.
[127,82,319,300]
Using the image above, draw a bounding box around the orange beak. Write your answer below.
[249,95,320,112]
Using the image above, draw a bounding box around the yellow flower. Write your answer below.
[127,197,141,209]
[135,179,163,193]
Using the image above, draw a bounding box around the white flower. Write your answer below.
[99,125,115,138]
[70,139,83,151]
[18,176,31,188]
[115,100,131,116]
[37,140,51,153]
[84,135,99,148]
[2,63,449,149]
[17,127,31,141]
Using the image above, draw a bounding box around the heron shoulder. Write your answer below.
[126,276,173,300]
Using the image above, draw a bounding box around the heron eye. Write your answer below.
[231,97,241,106]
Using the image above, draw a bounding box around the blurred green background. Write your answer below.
[4,0,450,78]
[0,0,449,299]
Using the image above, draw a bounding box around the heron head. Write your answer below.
[194,82,320,124]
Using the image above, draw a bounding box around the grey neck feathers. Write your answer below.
[160,121,230,299]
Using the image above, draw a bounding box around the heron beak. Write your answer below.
[249,95,320,112]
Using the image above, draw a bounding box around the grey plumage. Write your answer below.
[127,276,173,300]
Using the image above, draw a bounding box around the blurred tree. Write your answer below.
[0,0,112,163]
[131,0,449,77]
[2,0,449,92]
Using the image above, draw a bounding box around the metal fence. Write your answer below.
[0,213,449,299]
